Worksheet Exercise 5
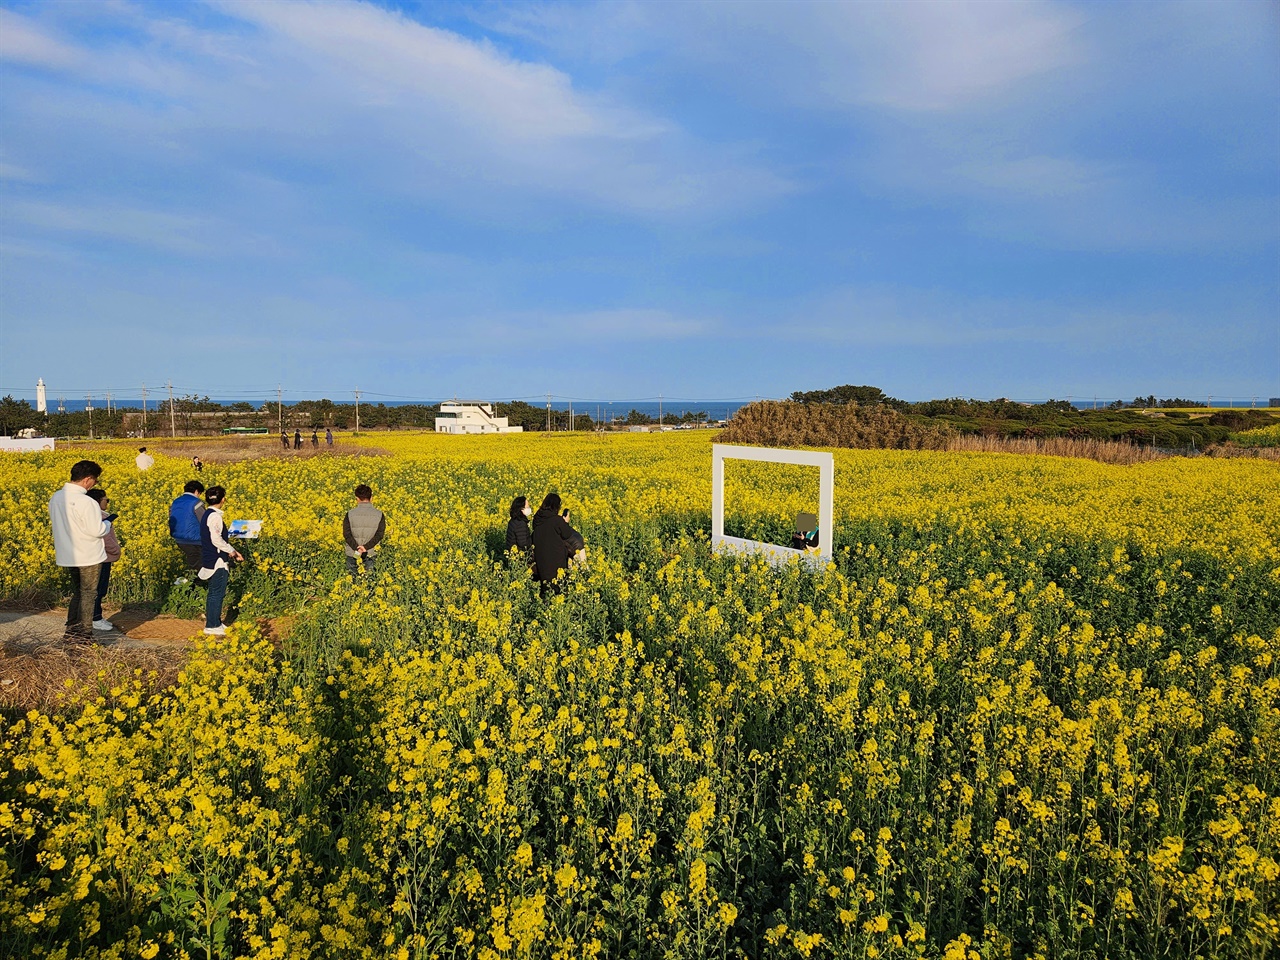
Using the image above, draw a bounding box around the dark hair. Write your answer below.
[184,480,206,494]
[69,460,102,482]
[205,485,226,506]
[509,495,528,519]
[86,488,107,504]
[538,492,561,514]
[138,446,147,452]
[354,484,373,501]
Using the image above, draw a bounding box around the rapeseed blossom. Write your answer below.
[1,432,1277,958]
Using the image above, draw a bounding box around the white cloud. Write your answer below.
[5,199,212,254]
[482,0,1084,114]
[35,0,789,218]
[0,8,83,71]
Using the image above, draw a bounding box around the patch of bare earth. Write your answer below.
[0,608,297,715]
[0,621,190,716]
[59,437,390,462]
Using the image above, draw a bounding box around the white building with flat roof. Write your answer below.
[435,401,523,434]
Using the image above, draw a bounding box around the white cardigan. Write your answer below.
[49,483,111,567]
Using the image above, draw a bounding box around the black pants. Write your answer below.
[64,563,102,638]
[178,542,203,569]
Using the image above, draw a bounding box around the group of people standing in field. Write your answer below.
[281,428,334,450]
[48,456,582,643]
[505,492,586,593]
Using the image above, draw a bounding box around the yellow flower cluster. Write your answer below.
[2,432,1278,958]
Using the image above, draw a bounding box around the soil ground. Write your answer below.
[0,605,206,714]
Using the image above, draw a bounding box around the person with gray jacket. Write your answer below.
[343,484,386,576]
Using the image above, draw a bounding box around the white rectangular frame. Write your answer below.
[712,443,834,568]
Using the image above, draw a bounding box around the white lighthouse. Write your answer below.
[36,379,47,414]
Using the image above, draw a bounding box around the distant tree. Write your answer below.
[497,401,549,432]
[790,385,905,409]
[0,396,38,435]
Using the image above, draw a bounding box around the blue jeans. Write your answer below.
[93,562,112,622]
[204,567,229,629]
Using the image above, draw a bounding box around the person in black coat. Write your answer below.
[531,492,583,589]
[506,496,533,556]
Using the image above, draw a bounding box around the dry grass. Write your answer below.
[718,401,952,450]
[0,635,187,716]
[60,436,390,462]
[1203,443,1280,461]
[945,433,1168,465]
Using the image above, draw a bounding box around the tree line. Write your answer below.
[0,395,711,438]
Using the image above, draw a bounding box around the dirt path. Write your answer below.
[0,607,203,714]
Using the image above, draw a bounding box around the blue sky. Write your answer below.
[1,0,1277,405]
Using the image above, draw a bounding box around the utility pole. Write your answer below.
[569,398,573,432]
[546,394,552,432]
[354,388,361,435]
[86,394,93,439]
[106,390,112,415]
[1252,396,1257,409]
[659,393,663,428]
[141,384,147,437]
[277,385,283,433]
[168,380,176,438]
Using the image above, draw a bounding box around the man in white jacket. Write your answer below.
[48,460,113,640]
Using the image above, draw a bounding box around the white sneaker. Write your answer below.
[174,577,189,586]
[203,625,226,636]
[93,619,115,631]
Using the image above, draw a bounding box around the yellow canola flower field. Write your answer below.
[2,431,1278,960]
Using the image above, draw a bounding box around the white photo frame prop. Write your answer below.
[712,444,834,568]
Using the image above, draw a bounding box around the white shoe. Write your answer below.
[174,577,189,586]
[93,619,114,631]
[203,625,226,636]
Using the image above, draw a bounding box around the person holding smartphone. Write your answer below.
[85,488,121,632]
[531,492,584,594]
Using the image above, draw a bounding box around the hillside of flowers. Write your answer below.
[2,431,1278,960]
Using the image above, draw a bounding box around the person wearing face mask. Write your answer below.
[505,496,533,558]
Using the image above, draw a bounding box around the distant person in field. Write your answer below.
[280,430,289,450]
[311,429,319,447]
[325,428,333,446]
[293,429,302,450]
[197,485,243,636]
[85,488,121,632]
[48,459,113,641]
[343,484,386,576]
[135,446,154,471]
[192,455,203,473]
[505,495,533,559]
[791,511,819,552]
[169,479,207,569]
[531,492,584,592]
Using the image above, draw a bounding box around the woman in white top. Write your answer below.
[197,485,243,636]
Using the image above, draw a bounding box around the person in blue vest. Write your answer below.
[196,485,243,636]
[168,480,206,569]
